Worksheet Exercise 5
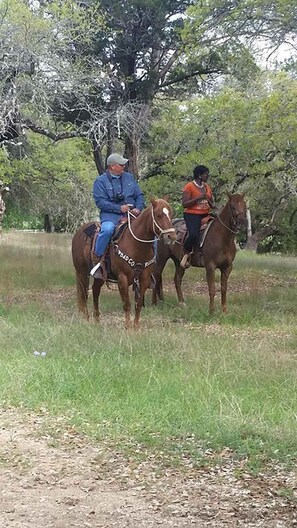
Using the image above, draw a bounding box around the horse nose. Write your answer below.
[164,232,177,245]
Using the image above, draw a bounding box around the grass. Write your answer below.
[0,231,297,469]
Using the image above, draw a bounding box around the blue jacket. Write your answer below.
[93,170,145,224]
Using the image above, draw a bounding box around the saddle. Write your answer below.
[83,218,155,291]
[83,218,129,281]
[174,214,214,247]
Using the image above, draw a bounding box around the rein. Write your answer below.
[217,215,238,234]
[127,207,175,243]
[217,203,239,234]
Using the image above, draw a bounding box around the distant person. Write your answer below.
[0,180,9,225]
[91,153,145,276]
[180,165,214,268]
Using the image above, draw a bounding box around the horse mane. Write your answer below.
[134,198,172,222]
[150,197,172,213]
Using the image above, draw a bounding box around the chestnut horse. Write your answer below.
[72,199,177,329]
[152,193,247,314]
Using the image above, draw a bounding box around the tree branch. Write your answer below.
[159,68,221,89]
[23,120,88,141]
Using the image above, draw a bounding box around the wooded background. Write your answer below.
[0,0,297,253]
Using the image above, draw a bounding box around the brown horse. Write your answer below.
[72,198,177,329]
[152,193,247,314]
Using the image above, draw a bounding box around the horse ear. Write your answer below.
[150,197,157,207]
[162,194,170,202]
[241,191,246,198]
[227,192,232,199]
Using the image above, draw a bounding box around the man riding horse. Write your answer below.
[91,153,145,277]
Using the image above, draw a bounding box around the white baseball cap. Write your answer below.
[107,153,129,165]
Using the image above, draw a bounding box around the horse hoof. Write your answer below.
[178,301,186,308]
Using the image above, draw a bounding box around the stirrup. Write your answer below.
[180,253,191,269]
[90,261,101,277]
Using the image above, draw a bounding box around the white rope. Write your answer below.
[127,209,155,243]
[127,207,175,243]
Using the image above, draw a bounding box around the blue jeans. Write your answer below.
[153,237,157,257]
[94,221,116,257]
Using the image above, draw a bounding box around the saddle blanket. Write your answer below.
[173,216,214,247]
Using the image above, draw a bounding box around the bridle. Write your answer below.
[217,214,238,234]
[127,205,175,243]
[217,200,245,235]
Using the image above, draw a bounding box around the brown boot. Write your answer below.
[91,251,101,267]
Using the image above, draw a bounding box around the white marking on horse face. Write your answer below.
[163,207,169,218]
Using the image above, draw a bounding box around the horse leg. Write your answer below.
[92,278,104,321]
[75,270,90,320]
[117,274,132,329]
[220,264,232,313]
[152,256,167,305]
[174,259,186,305]
[205,266,216,314]
[134,273,151,330]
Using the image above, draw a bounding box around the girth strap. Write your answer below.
[132,263,143,301]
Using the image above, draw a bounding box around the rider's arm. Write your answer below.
[182,190,206,208]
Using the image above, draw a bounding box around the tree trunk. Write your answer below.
[125,135,140,180]
[245,225,279,252]
[43,213,51,233]
[92,140,105,175]
[246,206,252,239]
[43,213,55,233]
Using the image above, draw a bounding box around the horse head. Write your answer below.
[227,193,247,229]
[151,198,177,245]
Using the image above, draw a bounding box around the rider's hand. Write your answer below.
[120,204,130,213]
[130,208,140,216]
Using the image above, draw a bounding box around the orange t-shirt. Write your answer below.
[183,181,213,215]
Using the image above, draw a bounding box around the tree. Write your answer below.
[1,132,96,232]
[1,0,297,182]
[143,71,297,252]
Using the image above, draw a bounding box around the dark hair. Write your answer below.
[193,165,209,179]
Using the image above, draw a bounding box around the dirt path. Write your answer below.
[0,408,296,528]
